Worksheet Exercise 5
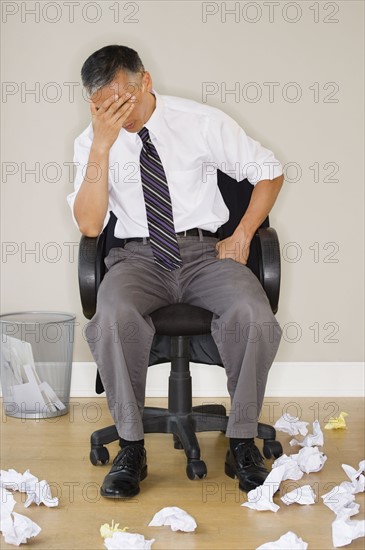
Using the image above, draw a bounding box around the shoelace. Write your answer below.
[235,443,265,469]
[113,446,144,471]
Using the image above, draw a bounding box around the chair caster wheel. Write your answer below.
[173,434,183,450]
[186,460,207,480]
[263,440,283,459]
[90,446,110,465]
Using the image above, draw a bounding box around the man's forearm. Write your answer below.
[216,174,284,264]
[237,175,284,240]
[73,145,110,237]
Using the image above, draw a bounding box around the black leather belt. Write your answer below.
[123,228,218,244]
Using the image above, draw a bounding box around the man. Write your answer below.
[67,45,284,499]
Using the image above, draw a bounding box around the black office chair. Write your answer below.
[78,170,283,480]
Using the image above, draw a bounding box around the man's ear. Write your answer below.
[142,71,153,93]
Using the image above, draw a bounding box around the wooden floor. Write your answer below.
[1,397,364,550]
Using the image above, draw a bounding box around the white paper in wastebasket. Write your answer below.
[11,363,51,411]
[38,381,66,411]
[0,337,34,385]
[256,531,308,549]
[11,364,63,413]
[148,507,197,532]
[2,336,66,413]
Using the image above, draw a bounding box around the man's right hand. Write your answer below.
[74,92,135,236]
[90,92,136,152]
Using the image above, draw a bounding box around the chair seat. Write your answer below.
[151,303,213,336]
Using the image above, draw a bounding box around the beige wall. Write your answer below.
[1,1,364,364]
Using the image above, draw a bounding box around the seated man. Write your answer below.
[67,45,284,499]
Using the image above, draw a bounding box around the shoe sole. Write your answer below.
[100,465,148,499]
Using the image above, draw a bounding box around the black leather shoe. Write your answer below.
[100,445,147,498]
[225,441,269,492]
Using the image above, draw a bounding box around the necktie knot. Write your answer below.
[138,127,151,144]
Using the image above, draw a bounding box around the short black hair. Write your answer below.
[81,45,145,95]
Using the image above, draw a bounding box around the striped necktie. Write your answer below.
[138,127,183,271]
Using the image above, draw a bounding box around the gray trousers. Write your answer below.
[86,235,282,440]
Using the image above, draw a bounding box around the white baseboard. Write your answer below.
[69,362,365,398]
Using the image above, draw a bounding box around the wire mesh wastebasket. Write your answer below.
[0,311,76,418]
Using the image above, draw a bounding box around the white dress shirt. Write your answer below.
[67,91,283,238]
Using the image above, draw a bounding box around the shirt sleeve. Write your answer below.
[66,129,110,232]
[206,108,283,185]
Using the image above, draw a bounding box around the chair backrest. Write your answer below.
[100,171,269,280]
[217,171,269,237]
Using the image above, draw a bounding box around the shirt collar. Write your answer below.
[142,90,164,139]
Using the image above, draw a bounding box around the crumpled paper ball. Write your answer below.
[324,412,348,430]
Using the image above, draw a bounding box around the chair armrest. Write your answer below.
[78,233,106,320]
[256,227,281,314]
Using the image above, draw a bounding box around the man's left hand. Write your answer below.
[215,226,252,265]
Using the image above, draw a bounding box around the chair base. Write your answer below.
[89,406,283,478]
[89,335,283,478]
